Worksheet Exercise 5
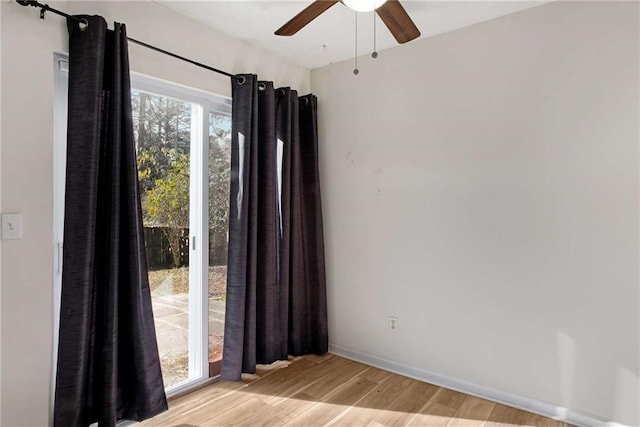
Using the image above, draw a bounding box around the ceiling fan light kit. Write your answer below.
[342,0,388,13]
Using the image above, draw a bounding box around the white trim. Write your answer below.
[329,344,625,427]
[165,375,215,398]
[51,52,69,427]
[198,103,211,387]
[132,73,231,115]
[188,102,205,381]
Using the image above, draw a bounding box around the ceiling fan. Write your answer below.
[275,0,421,44]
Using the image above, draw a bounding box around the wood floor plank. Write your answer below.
[227,357,371,426]
[325,371,414,426]
[359,364,395,383]
[431,388,469,410]
[241,357,337,405]
[243,393,319,426]
[360,378,441,427]
[283,375,379,426]
[199,396,272,426]
[138,355,573,427]
[166,387,257,425]
[406,388,468,427]
[446,395,496,426]
[527,414,569,427]
[487,403,534,426]
[140,381,246,425]
[292,358,369,400]
[487,403,568,427]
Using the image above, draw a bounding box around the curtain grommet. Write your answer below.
[79,18,88,31]
[236,75,246,85]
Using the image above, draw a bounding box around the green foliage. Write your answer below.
[133,90,191,193]
[144,152,189,268]
[209,114,231,236]
[132,91,231,268]
[145,152,190,229]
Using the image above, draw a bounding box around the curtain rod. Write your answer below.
[16,0,235,79]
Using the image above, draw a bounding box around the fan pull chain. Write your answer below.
[353,11,359,75]
[372,11,378,59]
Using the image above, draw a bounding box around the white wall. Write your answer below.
[0,1,309,425]
[312,1,639,425]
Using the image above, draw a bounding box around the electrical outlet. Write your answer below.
[389,316,398,332]
[1,213,22,240]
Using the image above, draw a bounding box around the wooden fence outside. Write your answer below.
[143,227,228,270]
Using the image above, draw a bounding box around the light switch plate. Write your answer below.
[1,213,22,240]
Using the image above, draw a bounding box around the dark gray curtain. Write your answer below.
[221,74,328,380]
[54,16,167,426]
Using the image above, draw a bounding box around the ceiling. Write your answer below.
[154,1,548,69]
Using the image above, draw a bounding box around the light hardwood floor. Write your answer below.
[140,354,571,427]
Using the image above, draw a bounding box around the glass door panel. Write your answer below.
[132,89,193,388]
[208,113,231,376]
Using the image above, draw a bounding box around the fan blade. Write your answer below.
[376,0,420,44]
[275,0,339,36]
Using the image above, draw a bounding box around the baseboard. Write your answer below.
[329,344,624,427]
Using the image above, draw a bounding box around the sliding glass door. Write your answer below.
[207,113,231,377]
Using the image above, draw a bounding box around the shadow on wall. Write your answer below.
[556,330,576,414]
[614,365,640,424]
[556,330,640,425]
